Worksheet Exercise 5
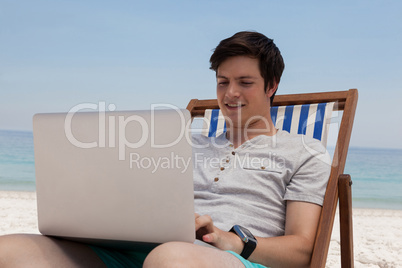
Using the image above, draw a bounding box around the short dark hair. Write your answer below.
[210,31,285,105]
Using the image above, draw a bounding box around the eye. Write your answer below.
[241,81,253,86]
[218,81,228,86]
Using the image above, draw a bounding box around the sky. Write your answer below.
[1,0,401,149]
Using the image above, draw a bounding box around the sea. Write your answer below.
[0,129,401,210]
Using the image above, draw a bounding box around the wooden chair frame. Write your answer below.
[186,89,358,268]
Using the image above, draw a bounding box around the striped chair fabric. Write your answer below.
[201,102,335,147]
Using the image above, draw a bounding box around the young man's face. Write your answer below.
[216,55,276,131]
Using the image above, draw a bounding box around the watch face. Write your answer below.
[240,226,255,239]
[234,225,256,241]
[239,226,255,240]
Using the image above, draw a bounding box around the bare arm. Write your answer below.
[196,201,322,268]
[249,201,322,267]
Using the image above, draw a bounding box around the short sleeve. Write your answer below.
[283,137,331,206]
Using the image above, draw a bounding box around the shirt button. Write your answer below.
[226,159,229,163]
[220,167,225,171]
[232,151,235,155]
[214,177,219,182]
[261,166,266,170]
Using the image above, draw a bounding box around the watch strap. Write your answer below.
[239,238,256,259]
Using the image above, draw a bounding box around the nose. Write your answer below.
[225,83,240,99]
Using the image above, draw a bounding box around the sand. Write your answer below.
[1,191,401,267]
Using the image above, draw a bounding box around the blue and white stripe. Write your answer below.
[201,102,334,146]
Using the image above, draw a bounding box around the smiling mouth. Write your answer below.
[226,103,245,108]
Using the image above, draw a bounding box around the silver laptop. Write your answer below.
[33,108,195,249]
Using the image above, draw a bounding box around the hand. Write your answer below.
[194,213,243,252]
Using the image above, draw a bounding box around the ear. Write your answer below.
[266,81,278,98]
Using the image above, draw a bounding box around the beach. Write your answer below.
[1,191,401,267]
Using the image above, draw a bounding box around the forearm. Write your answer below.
[233,235,314,268]
[244,201,321,268]
[196,201,320,267]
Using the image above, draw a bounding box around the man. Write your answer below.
[142,31,330,268]
[0,31,330,268]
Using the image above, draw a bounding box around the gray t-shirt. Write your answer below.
[192,130,331,238]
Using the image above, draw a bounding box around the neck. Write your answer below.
[225,120,277,148]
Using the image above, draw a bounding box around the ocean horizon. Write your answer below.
[1,129,401,210]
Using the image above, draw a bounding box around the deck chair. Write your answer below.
[186,88,358,268]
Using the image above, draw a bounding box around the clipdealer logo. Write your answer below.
[129,152,192,174]
[64,102,191,161]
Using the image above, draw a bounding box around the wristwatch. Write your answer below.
[229,225,258,259]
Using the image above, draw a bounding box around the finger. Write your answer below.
[202,232,219,244]
[195,215,213,230]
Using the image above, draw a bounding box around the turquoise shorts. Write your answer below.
[90,246,268,268]
[90,245,150,267]
[226,251,268,268]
